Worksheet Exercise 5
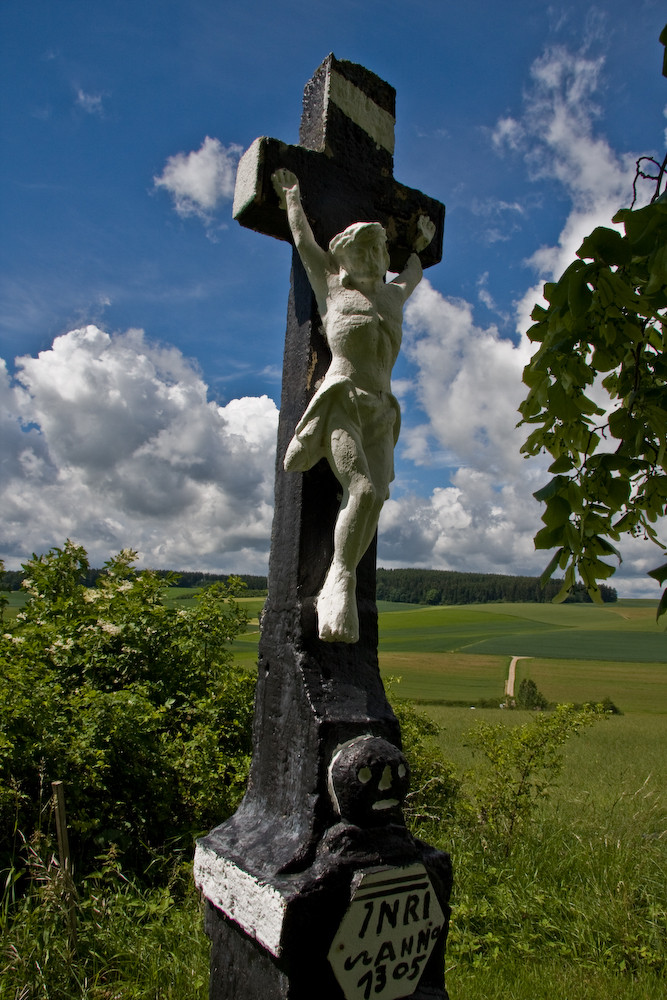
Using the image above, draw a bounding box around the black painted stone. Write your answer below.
[197,54,452,1000]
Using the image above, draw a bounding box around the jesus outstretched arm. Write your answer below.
[271,169,330,315]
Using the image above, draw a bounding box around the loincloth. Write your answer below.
[284,375,401,484]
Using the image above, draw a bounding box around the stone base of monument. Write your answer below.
[195,821,452,1000]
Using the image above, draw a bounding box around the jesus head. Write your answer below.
[329,222,390,284]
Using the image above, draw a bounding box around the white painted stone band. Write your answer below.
[194,842,287,957]
[232,137,263,220]
[328,70,395,154]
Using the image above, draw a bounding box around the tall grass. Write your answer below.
[3,708,665,999]
[3,589,664,999]
[0,838,209,1000]
[410,706,667,998]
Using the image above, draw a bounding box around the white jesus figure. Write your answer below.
[272,169,435,644]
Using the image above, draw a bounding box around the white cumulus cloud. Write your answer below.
[379,277,664,596]
[494,45,641,334]
[1,326,278,573]
[154,137,242,221]
[401,281,534,481]
[379,280,548,577]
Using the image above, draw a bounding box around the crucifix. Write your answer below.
[195,55,452,1000]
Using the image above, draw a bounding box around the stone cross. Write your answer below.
[195,55,451,1000]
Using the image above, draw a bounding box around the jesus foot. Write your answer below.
[316,566,359,643]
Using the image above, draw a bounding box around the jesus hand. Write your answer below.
[413,215,436,253]
[272,169,300,210]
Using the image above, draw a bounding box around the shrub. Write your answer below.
[392,696,460,841]
[0,542,255,877]
[515,678,548,711]
[462,703,603,854]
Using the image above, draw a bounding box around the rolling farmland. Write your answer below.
[227,597,666,712]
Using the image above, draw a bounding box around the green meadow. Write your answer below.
[376,600,666,711]
[6,588,663,711]
[223,596,666,712]
[2,587,665,998]
[377,600,665,659]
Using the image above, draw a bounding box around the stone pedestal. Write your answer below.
[196,824,451,1000]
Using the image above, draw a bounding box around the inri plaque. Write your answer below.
[328,864,445,1000]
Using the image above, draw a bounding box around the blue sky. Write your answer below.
[1,0,665,596]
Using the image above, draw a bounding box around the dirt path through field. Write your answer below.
[505,656,530,699]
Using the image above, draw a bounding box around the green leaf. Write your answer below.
[548,455,575,473]
[575,393,605,417]
[578,227,630,266]
[605,477,631,510]
[539,548,565,587]
[553,564,576,603]
[646,243,667,297]
[591,535,622,559]
[521,426,550,455]
[647,562,667,586]
[656,587,667,624]
[567,266,593,318]
[523,193,667,626]
[618,201,667,255]
[533,475,569,504]
[591,345,621,372]
[534,525,565,550]
[542,495,572,529]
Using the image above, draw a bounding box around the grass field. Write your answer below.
[378,600,666,661]
[5,588,663,710]
[382,651,507,703]
[225,597,667,711]
[2,589,664,998]
[420,705,667,799]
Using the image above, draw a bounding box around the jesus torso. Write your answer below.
[320,276,405,395]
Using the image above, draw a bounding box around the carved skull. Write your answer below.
[328,735,410,827]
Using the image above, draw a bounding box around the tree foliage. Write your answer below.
[519,176,667,619]
[515,678,548,711]
[376,567,616,605]
[0,565,268,594]
[0,541,255,876]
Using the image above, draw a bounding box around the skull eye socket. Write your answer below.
[378,765,393,791]
[398,764,407,779]
[358,766,372,784]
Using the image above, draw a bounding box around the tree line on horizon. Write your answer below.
[375,568,617,605]
[1,562,617,605]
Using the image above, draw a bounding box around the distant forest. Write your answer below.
[1,564,616,604]
[0,566,268,597]
[375,568,617,605]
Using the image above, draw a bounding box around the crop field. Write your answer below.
[375,600,666,712]
[381,651,506,703]
[5,586,664,710]
[377,600,666,661]
[380,649,667,712]
[226,597,667,714]
[513,656,667,714]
